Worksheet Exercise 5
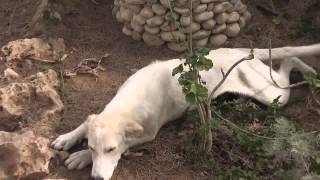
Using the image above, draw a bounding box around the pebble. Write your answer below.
[143,33,165,46]
[210,34,227,46]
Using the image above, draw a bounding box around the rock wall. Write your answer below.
[112,0,251,51]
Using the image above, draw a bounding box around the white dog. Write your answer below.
[52,44,320,179]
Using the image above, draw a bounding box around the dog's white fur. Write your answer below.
[52,44,320,179]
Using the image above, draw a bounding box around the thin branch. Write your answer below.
[310,89,320,107]
[59,54,68,102]
[301,156,311,175]
[197,105,206,125]
[90,0,99,5]
[188,0,193,53]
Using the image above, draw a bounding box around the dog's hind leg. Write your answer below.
[65,149,92,170]
[283,57,316,74]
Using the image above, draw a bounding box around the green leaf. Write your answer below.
[172,64,184,76]
[185,92,197,104]
[189,83,208,104]
[195,48,211,56]
[185,54,198,64]
[304,73,320,89]
[194,56,213,71]
[178,72,195,86]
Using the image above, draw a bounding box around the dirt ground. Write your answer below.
[1,0,320,179]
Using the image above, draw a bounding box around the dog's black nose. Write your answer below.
[93,176,104,180]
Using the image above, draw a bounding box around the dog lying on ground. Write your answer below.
[52,44,320,179]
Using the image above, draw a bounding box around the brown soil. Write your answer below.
[0,0,320,179]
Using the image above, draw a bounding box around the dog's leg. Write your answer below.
[287,57,316,74]
[278,57,316,78]
[254,44,320,60]
[51,122,87,151]
[65,149,92,170]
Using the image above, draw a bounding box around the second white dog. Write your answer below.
[52,44,319,180]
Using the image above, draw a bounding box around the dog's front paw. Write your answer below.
[51,133,80,151]
[65,149,92,170]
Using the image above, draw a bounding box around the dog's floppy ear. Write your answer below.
[124,121,144,139]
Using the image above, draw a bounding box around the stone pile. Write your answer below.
[112,0,251,51]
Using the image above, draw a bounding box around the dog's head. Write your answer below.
[86,113,144,180]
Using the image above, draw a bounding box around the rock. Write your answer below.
[160,21,179,31]
[194,37,209,47]
[132,14,146,25]
[152,4,167,15]
[126,0,145,5]
[207,3,214,11]
[180,22,201,33]
[167,42,188,52]
[234,2,247,13]
[227,12,240,23]
[122,26,133,36]
[120,7,133,22]
[114,0,120,6]
[192,30,211,40]
[3,68,20,81]
[160,0,171,8]
[201,19,216,30]
[0,69,63,133]
[239,16,246,28]
[112,6,119,16]
[194,11,214,22]
[142,33,165,46]
[200,0,215,3]
[146,16,164,27]
[160,31,186,42]
[131,20,144,33]
[132,31,142,40]
[140,6,154,19]
[174,0,188,8]
[165,11,179,21]
[126,4,143,14]
[174,7,190,15]
[224,23,240,37]
[193,4,207,14]
[146,0,158,5]
[210,34,227,46]
[0,131,53,179]
[144,25,160,34]
[212,23,226,33]
[215,12,229,24]
[1,38,65,64]
[180,16,192,26]
[116,11,124,22]
[213,2,233,13]
[242,11,251,21]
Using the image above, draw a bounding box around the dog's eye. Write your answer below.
[103,147,116,154]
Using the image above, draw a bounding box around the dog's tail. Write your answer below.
[252,43,320,61]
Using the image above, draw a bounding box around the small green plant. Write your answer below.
[168,1,320,179]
